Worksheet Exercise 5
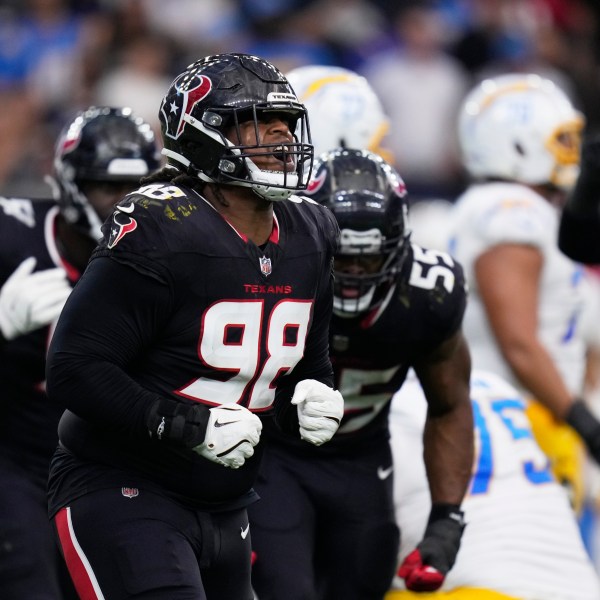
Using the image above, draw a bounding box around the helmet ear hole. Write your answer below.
[181,139,223,176]
[514,141,525,156]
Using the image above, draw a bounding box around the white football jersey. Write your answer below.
[390,370,600,599]
[448,182,587,396]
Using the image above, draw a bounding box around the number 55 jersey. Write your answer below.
[263,240,468,451]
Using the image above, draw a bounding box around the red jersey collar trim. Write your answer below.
[223,213,280,245]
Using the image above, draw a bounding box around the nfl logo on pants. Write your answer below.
[121,487,139,499]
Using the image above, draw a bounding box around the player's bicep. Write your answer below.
[46,257,172,430]
[475,243,541,345]
[52,257,170,363]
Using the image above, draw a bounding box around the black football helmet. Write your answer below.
[52,106,160,239]
[305,148,410,315]
[158,53,313,201]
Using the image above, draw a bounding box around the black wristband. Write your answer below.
[419,502,466,574]
[427,503,465,528]
[146,397,209,448]
[565,399,600,443]
[565,399,600,463]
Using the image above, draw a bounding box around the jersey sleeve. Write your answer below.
[475,196,553,250]
[408,244,468,350]
[46,256,173,437]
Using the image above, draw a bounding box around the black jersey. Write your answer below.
[264,242,467,454]
[47,183,338,514]
[0,197,80,483]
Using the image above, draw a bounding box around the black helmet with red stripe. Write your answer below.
[53,106,159,239]
[305,148,410,315]
[158,53,313,201]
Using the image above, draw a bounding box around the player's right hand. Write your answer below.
[398,504,465,592]
[291,379,344,445]
[0,257,71,341]
[194,403,263,469]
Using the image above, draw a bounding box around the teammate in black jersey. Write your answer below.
[0,106,159,600]
[45,53,343,600]
[249,149,474,600]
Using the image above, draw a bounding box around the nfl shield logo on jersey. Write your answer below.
[121,487,139,499]
[260,256,272,276]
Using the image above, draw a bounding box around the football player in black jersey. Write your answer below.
[0,106,159,599]
[249,149,474,600]
[45,53,343,600]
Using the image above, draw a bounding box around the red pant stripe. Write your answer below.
[55,507,105,600]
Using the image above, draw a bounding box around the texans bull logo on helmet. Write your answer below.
[160,73,212,141]
[305,169,327,195]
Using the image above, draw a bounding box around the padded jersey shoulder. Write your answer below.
[391,242,467,345]
[278,193,340,256]
[451,181,556,251]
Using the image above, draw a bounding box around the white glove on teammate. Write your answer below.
[0,257,71,341]
[291,379,344,446]
[194,403,263,469]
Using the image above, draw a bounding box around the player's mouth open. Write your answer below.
[271,145,295,166]
[340,287,360,299]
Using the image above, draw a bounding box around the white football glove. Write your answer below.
[194,403,263,469]
[291,379,344,446]
[0,257,72,341]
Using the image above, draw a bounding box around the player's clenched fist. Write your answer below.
[291,379,344,445]
[147,399,262,469]
[194,403,262,469]
[398,504,465,592]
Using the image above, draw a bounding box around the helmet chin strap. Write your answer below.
[46,174,104,240]
[67,186,105,241]
[243,157,297,201]
[198,155,296,201]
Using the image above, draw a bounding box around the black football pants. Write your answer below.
[53,487,254,599]
[0,461,77,600]
[249,442,400,600]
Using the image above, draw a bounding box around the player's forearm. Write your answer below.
[47,351,162,436]
[423,401,474,504]
[501,341,574,420]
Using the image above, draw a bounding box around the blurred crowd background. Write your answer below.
[1,0,600,203]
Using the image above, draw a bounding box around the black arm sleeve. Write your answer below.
[46,256,173,438]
